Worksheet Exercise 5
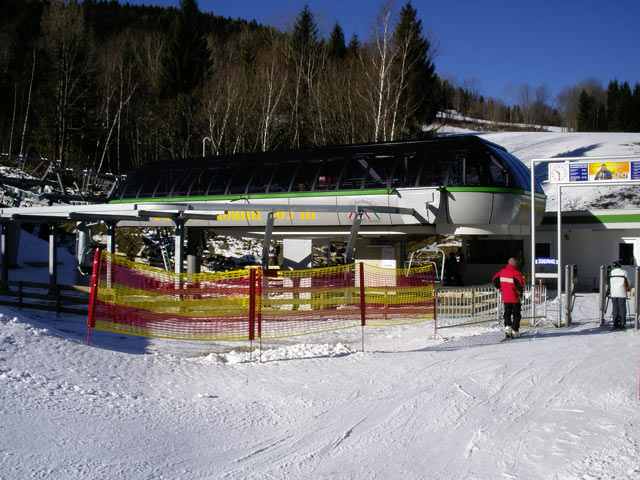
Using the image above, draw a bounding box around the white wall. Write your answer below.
[537,228,640,292]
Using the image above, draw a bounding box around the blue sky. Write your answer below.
[130,0,640,104]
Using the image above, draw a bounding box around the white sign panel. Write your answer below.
[549,160,640,184]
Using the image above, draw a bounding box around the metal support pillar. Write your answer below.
[186,227,202,274]
[75,221,90,284]
[344,212,363,263]
[262,212,275,270]
[557,183,563,327]
[0,223,7,291]
[106,221,115,254]
[174,220,184,274]
[565,264,574,326]
[598,266,607,327]
[105,221,115,289]
[48,223,58,294]
[635,266,639,330]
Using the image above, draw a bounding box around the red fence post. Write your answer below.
[86,248,103,345]
[249,268,256,341]
[257,268,262,340]
[359,262,366,327]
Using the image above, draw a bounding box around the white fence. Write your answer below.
[434,284,547,334]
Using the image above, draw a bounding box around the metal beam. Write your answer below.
[262,212,275,270]
[106,221,115,254]
[174,220,184,274]
[344,212,363,263]
[48,223,57,294]
[0,223,7,290]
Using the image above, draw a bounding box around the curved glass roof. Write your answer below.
[112,135,544,201]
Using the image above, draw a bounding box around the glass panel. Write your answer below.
[268,163,298,193]
[153,169,182,197]
[447,155,463,186]
[390,153,420,188]
[619,243,634,265]
[171,168,200,197]
[418,150,453,187]
[206,165,234,195]
[291,158,322,192]
[314,157,344,191]
[246,164,273,194]
[189,168,216,197]
[487,153,508,186]
[119,171,148,198]
[362,154,395,189]
[226,163,254,195]
[339,157,367,190]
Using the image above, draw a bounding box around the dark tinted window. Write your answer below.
[291,158,322,192]
[339,157,367,190]
[247,163,277,194]
[362,155,395,189]
[418,151,452,187]
[268,163,298,193]
[315,158,344,191]
[206,164,234,195]
[227,164,255,195]
[391,153,420,188]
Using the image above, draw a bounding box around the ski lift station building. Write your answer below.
[4,134,640,293]
[2,135,549,285]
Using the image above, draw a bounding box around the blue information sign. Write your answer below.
[631,161,640,180]
[535,257,558,266]
[569,164,588,182]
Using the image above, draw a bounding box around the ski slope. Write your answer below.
[1,131,640,479]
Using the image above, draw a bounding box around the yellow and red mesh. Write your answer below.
[88,251,434,341]
[361,264,435,327]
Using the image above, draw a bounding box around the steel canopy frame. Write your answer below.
[530,154,640,326]
[0,201,419,278]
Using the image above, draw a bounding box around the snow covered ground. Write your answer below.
[2,131,640,479]
[1,281,639,479]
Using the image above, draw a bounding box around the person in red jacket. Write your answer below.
[492,258,525,338]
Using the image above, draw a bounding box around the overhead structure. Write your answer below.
[0,135,546,285]
[110,135,545,236]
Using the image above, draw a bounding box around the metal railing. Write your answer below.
[435,284,548,334]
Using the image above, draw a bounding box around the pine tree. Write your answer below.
[392,1,439,138]
[327,21,346,60]
[288,4,321,148]
[606,80,620,131]
[292,4,319,51]
[632,83,640,132]
[619,82,633,131]
[577,90,595,131]
[346,33,361,57]
[158,0,211,97]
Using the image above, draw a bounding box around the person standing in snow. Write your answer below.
[493,257,525,338]
[608,260,629,329]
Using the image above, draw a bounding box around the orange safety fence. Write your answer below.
[87,250,435,342]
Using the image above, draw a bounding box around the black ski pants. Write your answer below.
[504,302,522,332]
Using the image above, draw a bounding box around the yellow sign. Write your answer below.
[215,211,317,221]
[589,161,630,181]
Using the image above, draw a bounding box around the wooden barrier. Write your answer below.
[0,280,89,316]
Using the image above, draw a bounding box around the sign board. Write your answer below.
[535,257,558,266]
[548,160,640,183]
